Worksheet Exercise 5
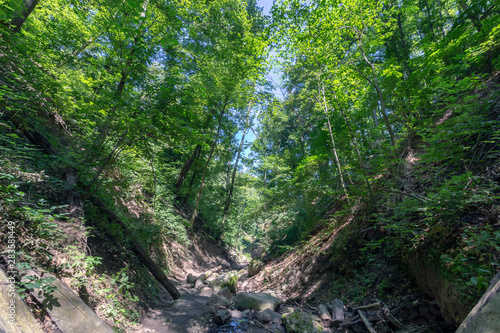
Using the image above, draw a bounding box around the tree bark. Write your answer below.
[320,83,349,200]
[176,144,202,189]
[10,0,38,33]
[221,101,252,230]
[331,90,372,194]
[190,97,229,229]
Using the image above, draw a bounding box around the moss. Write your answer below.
[283,311,322,333]
[223,272,238,293]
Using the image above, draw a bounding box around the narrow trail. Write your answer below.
[138,261,271,333]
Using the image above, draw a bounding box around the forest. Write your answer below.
[0,0,499,332]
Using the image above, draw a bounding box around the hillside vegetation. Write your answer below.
[0,0,499,332]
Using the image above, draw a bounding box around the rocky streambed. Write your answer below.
[162,266,440,333]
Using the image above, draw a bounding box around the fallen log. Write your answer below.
[358,310,377,333]
[90,198,181,300]
[383,306,407,330]
[21,268,114,333]
[353,302,383,310]
[317,304,333,327]
[456,271,500,333]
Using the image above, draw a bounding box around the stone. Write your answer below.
[0,269,43,333]
[248,259,264,277]
[456,271,500,333]
[207,294,231,307]
[254,308,282,324]
[199,286,214,297]
[186,288,198,295]
[282,311,323,333]
[209,271,239,293]
[279,305,295,315]
[217,287,232,299]
[186,273,197,284]
[233,292,283,312]
[214,309,231,326]
[242,309,252,318]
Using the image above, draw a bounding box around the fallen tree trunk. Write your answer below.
[90,197,181,300]
[456,271,500,333]
[317,304,333,327]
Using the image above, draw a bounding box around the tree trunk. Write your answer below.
[221,102,252,230]
[320,84,349,200]
[10,0,38,33]
[90,198,181,300]
[176,144,202,189]
[190,97,229,229]
[352,33,398,158]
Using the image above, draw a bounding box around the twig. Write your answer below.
[341,318,361,327]
[386,190,429,202]
[304,302,317,312]
[358,310,377,333]
[353,302,383,310]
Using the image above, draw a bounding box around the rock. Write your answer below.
[230,309,243,319]
[186,273,197,284]
[280,305,295,315]
[0,269,43,333]
[186,288,198,295]
[233,292,283,311]
[199,286,214,297]
[248,259,264,277]
[242,309,252,318]
[254,308,282,324]
[207,294,231,307]
[179,289,188,296]
[214,309,231,326]
[282,311,323,333]
[456,271,500,333]
[209,271,239,293]
[217,287,232,299]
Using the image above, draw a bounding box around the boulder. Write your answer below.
[456,271,500,333]
[207,294,231,307]
[280,305,295,315]
[186,273,197,284]
[214,309,231,326]
[254,308,282,324]
[208,271,238,293]
[217,287,232,299]
[199,286,214,297]
[186,288,198,295]
[233,292,283,311]
[248,259,264,277]
[230,309,251,319]
[282,311,323,333]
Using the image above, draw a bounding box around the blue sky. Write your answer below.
[235,0,281,166]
